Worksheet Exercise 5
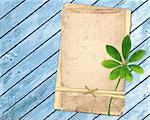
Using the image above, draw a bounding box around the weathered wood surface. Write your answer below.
[0,0,150,120]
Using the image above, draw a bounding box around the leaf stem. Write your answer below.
[108,78,121,115]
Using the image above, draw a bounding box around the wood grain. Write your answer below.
[0,0,149,120]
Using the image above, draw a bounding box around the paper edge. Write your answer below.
[54,48,62,109]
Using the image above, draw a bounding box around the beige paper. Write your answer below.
[54,3,131,115]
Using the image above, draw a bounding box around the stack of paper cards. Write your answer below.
[54,3,131,115]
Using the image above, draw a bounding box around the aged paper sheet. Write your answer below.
[54,4,131,115]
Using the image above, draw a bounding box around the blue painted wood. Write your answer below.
[0,0,74,95]
[115,0,146,11]
[0,0,49,37]
[23,94,55,120]
[130,0,150,31]
[0,0,23,18]
[92,0,123,7]
[144,115,150,120]
[0,0,72,57]
[0,12,61,76]
[0,75,56,120]
[119,95,150,120]
[0,0,149,120]
[116,0,150,31]
[0,33,60,95]
[0,52,58,113]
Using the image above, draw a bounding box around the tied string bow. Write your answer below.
[83,85,98,97]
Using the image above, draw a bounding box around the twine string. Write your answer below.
[55,85,124,99]
[83,85,99,97]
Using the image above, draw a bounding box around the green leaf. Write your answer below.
[128,64,144,74]
[101,60,121,68]
[125,68,132,82]
[109,67,121,80]
[119,67,126,78]
[129,50,145,62]
[106,45,122,62]
[122,35,131,59]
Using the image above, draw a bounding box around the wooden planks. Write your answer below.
[0,0,25,19]
[0,0,72,71]
[118,95,150,120]
[143,114,150,120]
[0,51,59,113]
[0,0,150,120]
[0,0,49,37]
